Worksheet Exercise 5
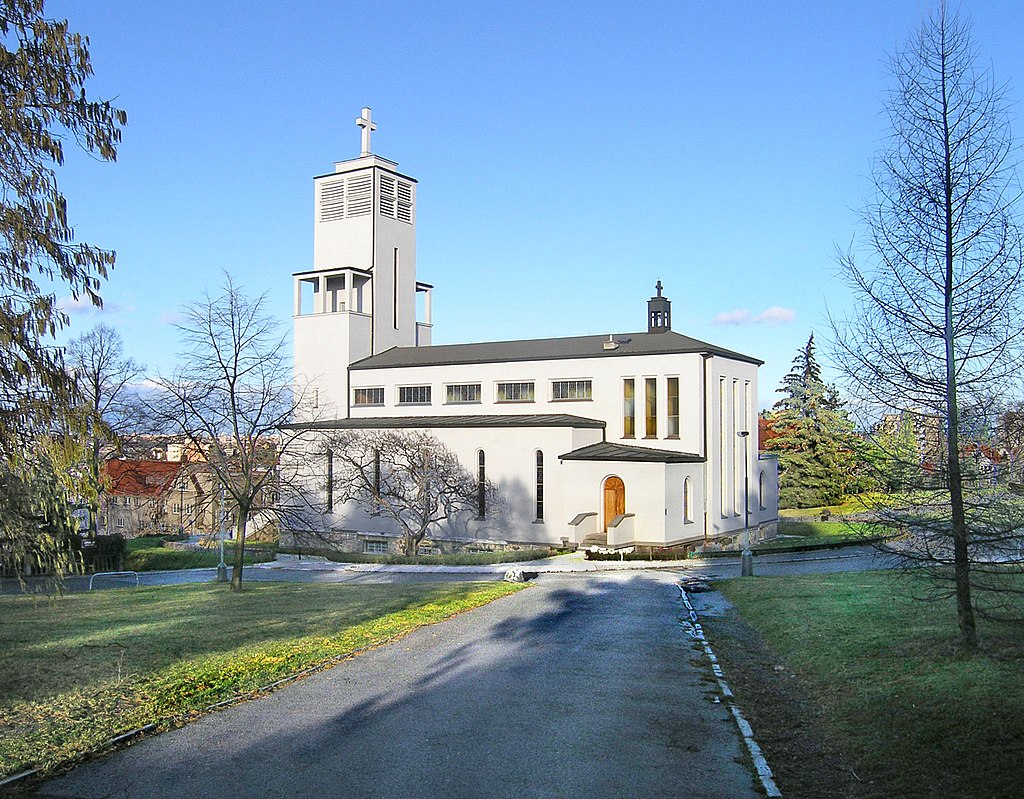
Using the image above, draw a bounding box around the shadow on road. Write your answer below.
[36,572,759,799]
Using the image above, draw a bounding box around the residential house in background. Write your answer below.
[100,459,190,536]
[99,438,280,538]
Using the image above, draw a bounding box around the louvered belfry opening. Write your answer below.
[318,172,375,222]
[647,280,671,333]
[319,179,345,222]
[379,173,414,223]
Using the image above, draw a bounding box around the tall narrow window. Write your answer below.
[720,378,728,517]
[372,449,381,515]
[744,380,752,447]
[667,377,679,438]
[535,450,544,521]
[393,248,399,329]
[733,379,741,516]
[683,476,693,523]
[325,449,333,513]
[623,379,635,438]
[645,378,657,438]
[477,450,486,517]
[759,469,766,510]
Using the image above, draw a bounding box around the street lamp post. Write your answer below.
[216,484,228,583]
[738,430,753,577]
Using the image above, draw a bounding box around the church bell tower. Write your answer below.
[293,108,433,418]
[647,280,671,333]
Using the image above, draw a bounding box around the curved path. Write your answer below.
[2,543,896,596]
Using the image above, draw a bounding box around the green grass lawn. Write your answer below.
[123,536,276,571]
[0,580,523,777]
[777,495,874,518]
[714,571,1024,798]
[754,520,890,551]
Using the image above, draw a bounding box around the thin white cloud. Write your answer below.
[159,310,184,325]
[753,306,796,325]
[713,309,752,325]
[135,377,164,393]
[58,295,124,316]
[713,306,796,326]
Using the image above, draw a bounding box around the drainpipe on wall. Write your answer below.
[370,167,377,356]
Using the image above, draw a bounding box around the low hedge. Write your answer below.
[279,547,555,566]
[583,546,692,561]
[76,534,126,572]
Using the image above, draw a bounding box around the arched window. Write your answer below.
[535,450,544,521]
[759,469,766,510]
[477,450,486,517]
[683,476,693,523]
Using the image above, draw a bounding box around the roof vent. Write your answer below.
[603,335,619,351]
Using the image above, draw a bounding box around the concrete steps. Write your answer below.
[579,532,608,549]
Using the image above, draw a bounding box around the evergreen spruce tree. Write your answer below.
[766,335,856,508]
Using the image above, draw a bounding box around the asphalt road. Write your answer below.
[33,572,761,799]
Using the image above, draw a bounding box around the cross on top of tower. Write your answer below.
[356,107,376,156]
[655,280,663,297]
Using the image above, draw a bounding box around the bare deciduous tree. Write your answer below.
[834,3,1024,648]
[325,430,489,556]
[151,275,311,591]
[66,323,144,535]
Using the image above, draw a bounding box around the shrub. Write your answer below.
[161,532,189,543]
[77,534,126,572]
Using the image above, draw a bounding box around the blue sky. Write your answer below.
[47,0,1024,408]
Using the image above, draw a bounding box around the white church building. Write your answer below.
[288,109,778,554]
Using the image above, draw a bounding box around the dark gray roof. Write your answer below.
[558,441,704,464]
[283,414,606,431]
[350,331,763,370]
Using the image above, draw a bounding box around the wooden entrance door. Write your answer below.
[603,476,625,531]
